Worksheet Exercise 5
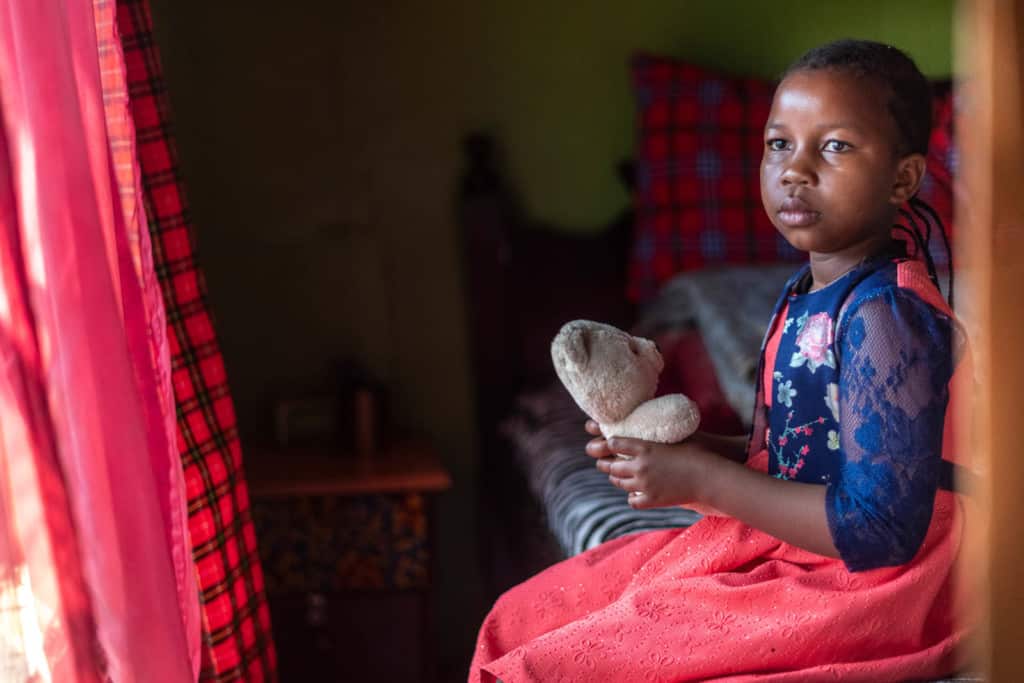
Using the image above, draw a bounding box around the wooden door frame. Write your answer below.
[957,1,1024,679]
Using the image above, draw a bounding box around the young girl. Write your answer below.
[469,40,971,682]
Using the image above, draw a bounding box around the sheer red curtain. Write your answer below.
[0,0,199,680]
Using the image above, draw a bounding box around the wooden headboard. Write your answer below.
[457,132,636,594]
[459,133,634,445]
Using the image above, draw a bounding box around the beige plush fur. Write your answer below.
[551,320,700,446]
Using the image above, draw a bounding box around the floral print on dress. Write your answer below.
[769,299,841,483]
[770,410,828,480]
[790,311,836,373]
[774,372,797,408]
[825,382,840,422]
[764,259,957,566]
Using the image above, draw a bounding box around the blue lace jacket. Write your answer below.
[749,256,964,572]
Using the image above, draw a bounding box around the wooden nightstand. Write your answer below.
[246,439,451,682]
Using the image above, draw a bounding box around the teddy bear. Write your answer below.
[551,320,700,451]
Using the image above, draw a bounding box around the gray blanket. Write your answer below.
[635,264,796,425]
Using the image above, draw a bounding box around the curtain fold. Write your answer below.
[0,0,198,680]
[92,0,202,675]
[0,112,102,683]
[0,0,278,679]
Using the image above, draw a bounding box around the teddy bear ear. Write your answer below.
[645,336,663,358]
[554,322,590,372]
[636,336,664,372]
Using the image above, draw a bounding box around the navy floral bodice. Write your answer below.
[751,255,962,571]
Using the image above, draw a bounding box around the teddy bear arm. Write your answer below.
[600,394,700,444]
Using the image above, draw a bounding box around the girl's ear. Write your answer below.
[890,153,927,205]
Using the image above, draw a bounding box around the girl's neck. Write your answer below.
[807,234,897,292]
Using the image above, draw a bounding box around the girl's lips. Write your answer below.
[778,196,820,227]
[778,209,821,227]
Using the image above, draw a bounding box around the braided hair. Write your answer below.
[785,39,954,307]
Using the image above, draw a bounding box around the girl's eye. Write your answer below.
[766,139,788,152]
[823,139,852,153]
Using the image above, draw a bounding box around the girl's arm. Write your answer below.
[684,446,839,558]
[586,433,840,558]
[687,431,749,464]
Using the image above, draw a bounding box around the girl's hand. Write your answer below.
[582,419,839,557]
[585,431,715,509]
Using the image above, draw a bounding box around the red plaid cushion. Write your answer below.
[627,55,790,303]
[918,83,955,267]
[627,54,957,303]
[116,2,278,680]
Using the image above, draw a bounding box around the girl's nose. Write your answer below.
[781,152,817,187]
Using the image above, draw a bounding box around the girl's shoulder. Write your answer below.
[842,258,950,314]
[771,258,959,343]
[836,258,961,343]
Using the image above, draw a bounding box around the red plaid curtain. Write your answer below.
[115,2,278,679]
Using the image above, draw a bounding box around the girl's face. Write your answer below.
[760,69,920,257]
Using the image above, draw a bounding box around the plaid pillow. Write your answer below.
[627,55,957,303]
[917,83,955,267]
[627,55,794,303]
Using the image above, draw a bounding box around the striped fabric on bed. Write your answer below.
[503,390,701,557]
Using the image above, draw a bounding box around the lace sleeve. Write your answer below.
[825,288,954,572]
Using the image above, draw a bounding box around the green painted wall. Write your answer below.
[150,0,954,674]
[468,1,955,231]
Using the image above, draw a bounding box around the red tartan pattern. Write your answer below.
[626,54,958,304]
[115,2,278,680]
[627,55,789,303]
[918,83,956,266]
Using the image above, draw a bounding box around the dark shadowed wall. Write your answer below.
[147,0,952,673]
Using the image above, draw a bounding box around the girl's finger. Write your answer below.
[606,458,638,480]
[606,436,651,459]
[594,456,617,474]
[584,420,602,436]
[628,490,654,509]
[608,475,634,491]
[585,437,613,459]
